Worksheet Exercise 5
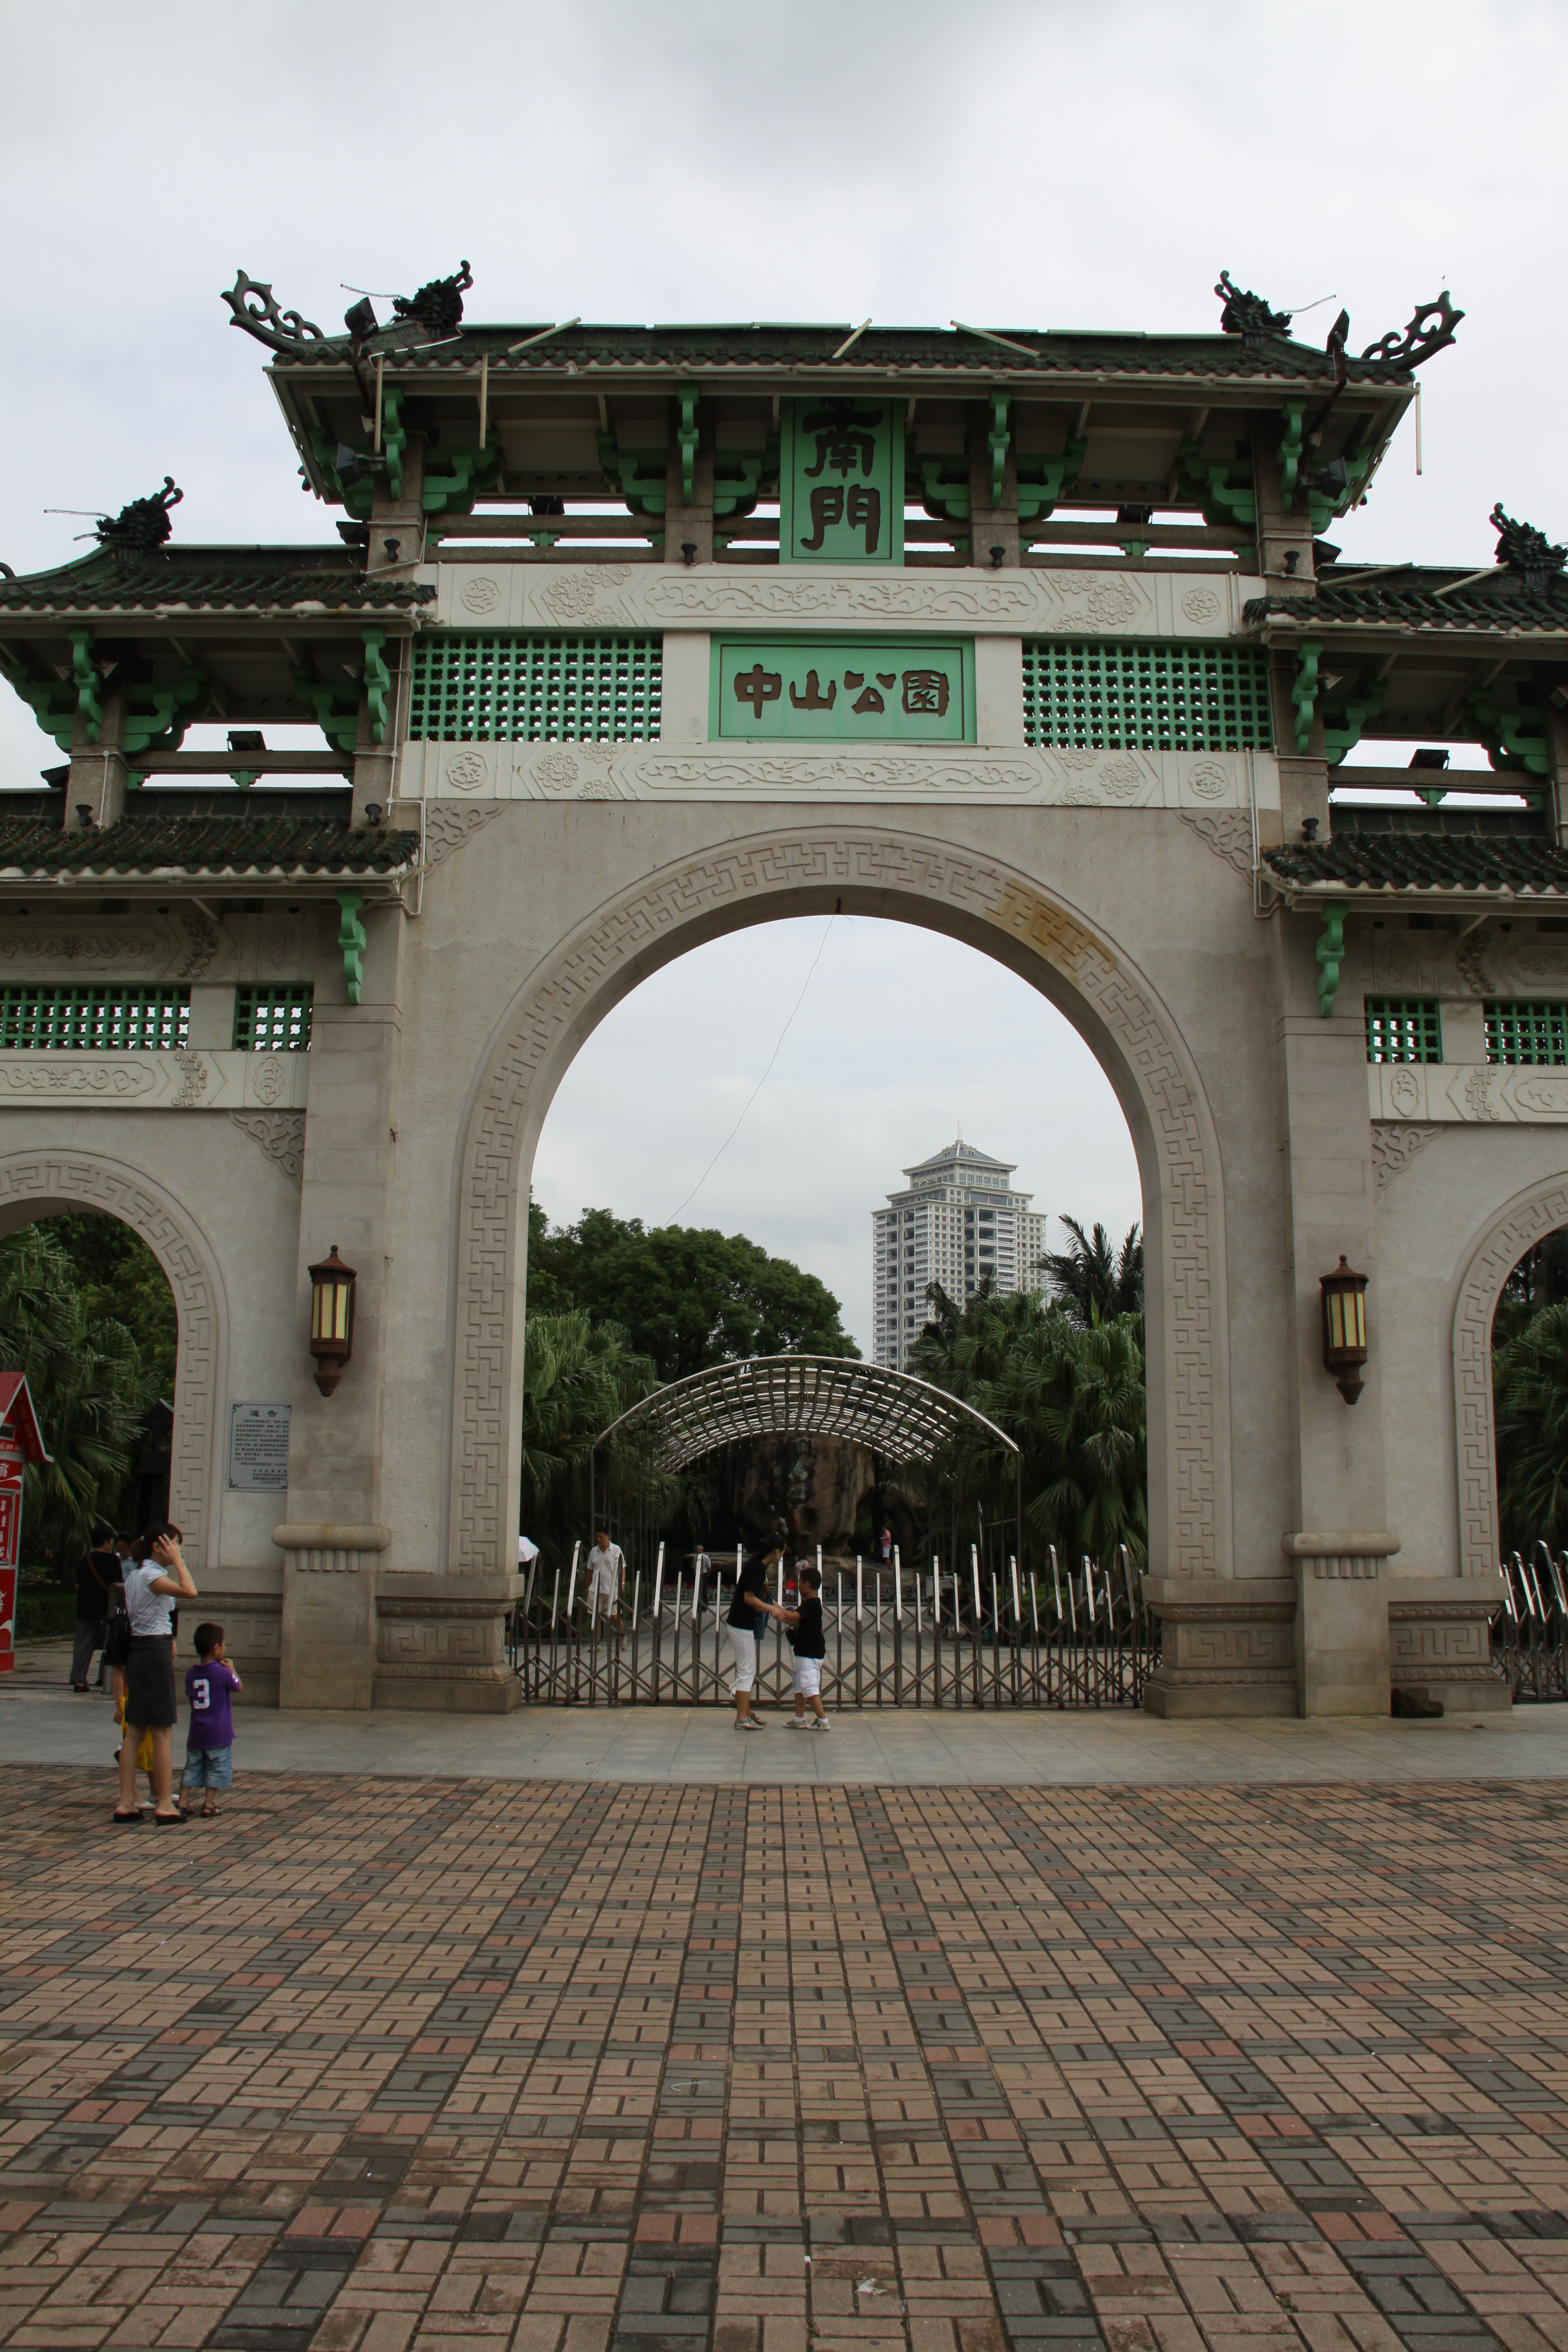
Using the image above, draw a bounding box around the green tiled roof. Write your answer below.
[1265,821,1568,896]
[1246,567,1568,635]
[0,545,436,617]
[274,320,1394,387]
[0,816,418,878]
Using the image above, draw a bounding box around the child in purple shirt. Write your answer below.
[179,1623,241,1817]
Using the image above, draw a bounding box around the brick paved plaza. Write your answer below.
[2,1767,1568,2352]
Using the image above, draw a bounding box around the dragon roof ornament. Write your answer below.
[1491,502,1568,592]
[1214,270,1292,355]
[221,270,327,353]
[1359,290,1463,371]
[95,476,182,568]
[392,260,473,340]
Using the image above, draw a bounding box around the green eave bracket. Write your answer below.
[70,630,102,742]
[1176,440,1257,532]
[597,433,668,519]
[1291,638,1323,754]
[1469,688,1551,777]
[1316,902,1348,1018]
[987,392,1010,509]
[337,890,366,1006]
[122,665,209,759]
[676,384,699,505]
[1323,676,1387,767]
[422,438,502,516]
[361,628,390,745]
[1017,436,1086,528]
[292,661,361,759]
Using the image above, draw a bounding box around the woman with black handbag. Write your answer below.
[113,1523,197,1825]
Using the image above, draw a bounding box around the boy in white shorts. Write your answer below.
[777,1563,830,1729]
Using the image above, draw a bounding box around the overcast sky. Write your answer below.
[2,1,1561,1350]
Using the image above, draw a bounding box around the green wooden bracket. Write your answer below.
[361,629,390,745]
[1278,403,1305,504]
[676,384,699,505]
[1015,437,1087,527]
[336,890,366,1007]
[712,431,779,524]
[381,387,406,504]
[1302,441,1375,534]
[308,427,375,520]
[920,455,970,524]
[122,665,209,759]
[597,433,668,518]
[422,438,502,516]
[1469,688,1551,776]
[9,668,81,753]
[1291,639,1323,754]
[69,631,102,744]
[1176,441,1257,531]
[291,661,361,758]
[1323,676,1387,767]
[1317,902,1347,1018]
[229,770,257,792]
[988,392,1010,509]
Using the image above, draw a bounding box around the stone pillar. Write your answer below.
[1282,1531,1398,1715]
[275,901,404,1709]
[967,399,1019,569]
[1143,1577,1297,1717]
[1387,1571,1510,1713]
[664,396,714,566]
[373,1570,527,1712]
[63,693,130,833]
[1253,425,1329,844]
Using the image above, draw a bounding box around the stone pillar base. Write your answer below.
[1142,1576,1298,1718]
[1283,1532,1401,1716]
[275,1523,391,1710]
[374,1572,525,1713]
[1388,1572,1510,1713]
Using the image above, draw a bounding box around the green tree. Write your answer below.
[1494,1300,1568,1553]
[911,1279,1147,1570]
[0,1227,152,1567]
[528,1204,858,1380]
[520,1308,670,1568]
[1037,1216,1144,1328]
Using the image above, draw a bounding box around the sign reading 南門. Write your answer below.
[713,637,973,743]
[778,399,905,566]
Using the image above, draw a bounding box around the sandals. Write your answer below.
[200,1803,219,1819]
[152,1810,186,1826]
[111,1808,141,1824]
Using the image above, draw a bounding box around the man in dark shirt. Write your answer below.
[71,1522,117,1691]
[726,1547,779,1730]
[779,1563,830,1731]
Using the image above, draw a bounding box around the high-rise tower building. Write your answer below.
[872,1139,1048,1372]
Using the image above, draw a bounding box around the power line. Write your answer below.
[667,914,837,1222]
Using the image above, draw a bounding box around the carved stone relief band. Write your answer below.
[448,827,1230,1583]
[431,562,1261,638]
[410,739,1274,814]
[1453,1178,1568,1578]
[1371,1064,1568,1124]
[229,1110,305,1187]
[0,1152,224,1569]
[272,1522,392,1573]
[0,1051,308,1111]
[1281,1529,1402,1581]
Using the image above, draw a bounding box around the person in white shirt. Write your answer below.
[518,1535,540,1571]
[587,1530,625,1628]
[115,1524,198,1826]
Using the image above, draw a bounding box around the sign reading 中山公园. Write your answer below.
[228,1401,291,1492]
[778,398,904,566]
[713,638,973,743]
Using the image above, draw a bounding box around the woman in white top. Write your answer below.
[115,1523,197,1825]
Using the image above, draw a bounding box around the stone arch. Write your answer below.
[0,1150,229,1569]
[444,824,1232,1583]
[1452,1172,1568,1576]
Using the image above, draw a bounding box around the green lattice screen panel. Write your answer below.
[234,985,313,1052]
[1365,998,1442,1065]
[1023,641,1273,751]
[1486,1001,1568,1066]
[0,986,190,1051]
[407,635,662,741]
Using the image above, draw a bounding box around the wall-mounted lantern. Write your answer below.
[307,1245,357,1396]
[1320,1255,1369,1404]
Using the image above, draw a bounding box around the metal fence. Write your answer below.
[510,1542,1157,1710]
[1495,1544,1568,1701]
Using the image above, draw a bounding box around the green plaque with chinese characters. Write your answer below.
[712,637,973,742]
[778,399,904,567]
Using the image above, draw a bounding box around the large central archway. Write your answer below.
[442,824,1230,1583]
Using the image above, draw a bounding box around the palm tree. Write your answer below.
[0,1228,152,1561]
[1037,1216,1143,1327]
[1494,1300,1568,1550]
[520,1309,668,1562]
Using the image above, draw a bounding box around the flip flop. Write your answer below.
[111,1808,141,1824]
[152,1811,186,1826]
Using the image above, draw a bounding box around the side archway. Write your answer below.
[0,1150,229,1569]
[1452,1174,1568,1576]
[443,825,1232,1586]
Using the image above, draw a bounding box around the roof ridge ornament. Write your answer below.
[1358,291,1463,371]
[222,269,327,352]
[1214,270,1292,357]
[95,477,182,569]
[393,260,473,340]
[1490,501,1567,592]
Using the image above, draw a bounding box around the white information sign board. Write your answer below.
[227,1402,291,1492]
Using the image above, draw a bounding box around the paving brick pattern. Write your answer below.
[2,1770,1567,2352]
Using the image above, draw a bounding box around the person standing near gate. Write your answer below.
[113,1523,197,1825]
[728,1546,778,1730]
[587,1529,625,1630]
[71,1521,118,1692]
[692,1540,713,1617]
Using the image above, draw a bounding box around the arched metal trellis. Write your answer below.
[511,1354,1156,1710]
